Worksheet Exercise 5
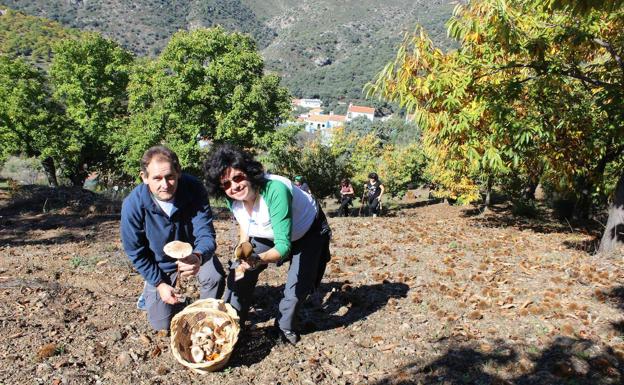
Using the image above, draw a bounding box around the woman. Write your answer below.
[338,178,355,217]
[365,172,385,217]
[204,144,331,345]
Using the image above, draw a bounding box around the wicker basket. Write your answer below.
[170,299,240,374]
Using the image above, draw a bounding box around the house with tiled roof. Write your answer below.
[346,103,375,122]
[304,113,347,134]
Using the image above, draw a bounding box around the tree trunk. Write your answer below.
[484,176,493,207]
[40,157,58,187]
[574,176,592,222]
[68,166,88,187]
[599,172,624,253]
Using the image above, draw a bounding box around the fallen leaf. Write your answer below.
[150,346,162,358]
[37,343,57,360]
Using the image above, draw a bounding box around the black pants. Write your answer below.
[368,196,380,216]
[339,196,353,217]
[223,207,331,330]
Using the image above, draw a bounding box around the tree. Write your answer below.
[378,143,426,198]
[367,0,624,222]
[263,124,349,199]
[0,56,61,186]
[116,27,291,177]
[50,32,133,186]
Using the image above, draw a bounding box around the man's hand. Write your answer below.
[157,282,179,305]
[177,252,201,278]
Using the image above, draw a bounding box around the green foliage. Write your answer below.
[0,8,80,64]
[511,198,539,218]
[327,125,426,198]
[0,56,62,167]
[50,32,134,185]
[263,124,349,199]
[378,143,426,197]
[115,27,291,177]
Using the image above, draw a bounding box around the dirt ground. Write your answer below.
[1,187,623,385]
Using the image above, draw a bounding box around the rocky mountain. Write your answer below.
[0,0,454,101]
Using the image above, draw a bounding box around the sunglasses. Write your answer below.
[221,174,246,190]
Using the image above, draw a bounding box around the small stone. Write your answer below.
[335,306,349,317]
[53,357,69,369]
[552,360,574,378]
[518,358,532,371]
[156,366,169,375]
[110,330,123,342]
[36,362,52,376]
[569,356,589,376]
[128,350,139,361]
[139,334,151,345]
[325,364,342,378]
[116,352,132,367]
[584,345,604,359]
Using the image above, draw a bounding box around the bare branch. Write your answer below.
[593,38,624,73]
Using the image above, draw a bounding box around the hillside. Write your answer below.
[245,0,454,101]
[0,8,80,64]
[2,190,623,384]
[0,0,454,101]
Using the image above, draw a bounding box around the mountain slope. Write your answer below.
[0,0,454,100]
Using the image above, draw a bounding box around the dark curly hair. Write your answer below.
[203,144,266,199]
[368,172,378,181]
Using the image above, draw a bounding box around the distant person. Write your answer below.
[120,145,225,331]
[338,178,355,217]
[365,172,385,217]
[204,144,331,345]
[294,175,311,195]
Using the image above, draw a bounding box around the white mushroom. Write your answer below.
[163,241,193,259]
[191,345,205,363]
[202,339,215,353]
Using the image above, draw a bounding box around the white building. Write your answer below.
[292,98,323,109]
[304,113,346,133]
[346,103,375,122]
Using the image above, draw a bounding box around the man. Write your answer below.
[121,145,225,330]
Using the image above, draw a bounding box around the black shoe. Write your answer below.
[279,329,300,345]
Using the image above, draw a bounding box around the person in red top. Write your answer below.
[338,178,355,217]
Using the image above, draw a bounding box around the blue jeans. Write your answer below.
[142,256,225,330]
